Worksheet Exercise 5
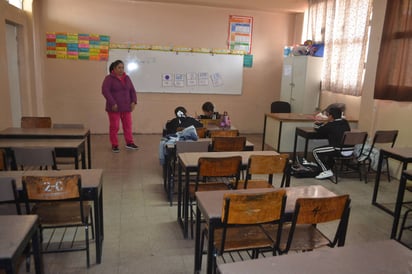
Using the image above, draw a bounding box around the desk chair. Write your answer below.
[397,171,412,246]
[211,136,246,152]
[199,190,287,272]
[21,116,52,128]
[0,149,7,171]
[0,177,21,215]
[195,127,208,138]
[233,154,289,189]
[11,147,58,171]
[361,130,398,183]
[22,175,93,268]
[188,156,242,238]
[209,129,239,138]
[0,177,31,272]
[166,140,210,206]
[52,123,85,168]
[332,131,368,184]
[270,101,291,113]
[263,195,351,254]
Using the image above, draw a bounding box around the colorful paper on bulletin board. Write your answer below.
[228,15,253,54]
[243,54,253,67]
[46,32,110,61]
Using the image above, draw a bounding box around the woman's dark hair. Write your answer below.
[109,60,124,73]
[174,106,187,117]
[202,101,214,113]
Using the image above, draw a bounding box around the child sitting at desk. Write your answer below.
[165,106,203,135]
[198,101,220,119]
[312,107,351,179]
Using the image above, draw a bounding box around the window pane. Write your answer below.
[7,0,23,9]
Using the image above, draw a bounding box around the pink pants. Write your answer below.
[107,111,134,146]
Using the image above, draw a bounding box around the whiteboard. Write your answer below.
[108,49,244,94]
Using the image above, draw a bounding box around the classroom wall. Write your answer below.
[31,0,300,134]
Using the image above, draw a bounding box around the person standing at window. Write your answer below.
[102,60,138,153]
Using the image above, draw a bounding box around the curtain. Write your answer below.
[374,0,412,101]
[307,0,373,96]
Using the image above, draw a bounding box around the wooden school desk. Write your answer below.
[0,138,86,169]
[163,138,254,206]
[195,185,339,274]
[177,150,290,239]
[372,147,412,239]
[0,215,44,274]
[217,240,411,274]
[262,113,357,153]
[0,127,92,168]
[292,127,326,161]
[0,169,104,264]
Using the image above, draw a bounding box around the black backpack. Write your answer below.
[290,156,321,178]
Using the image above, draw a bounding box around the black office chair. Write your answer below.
[271,101,291,113]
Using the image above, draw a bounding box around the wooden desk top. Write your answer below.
[0,215,38,259]
[403,170,412,179]
[165,138,254,149]
[265,113,358,123]
[196,185,336,217]
[0,127,89,138]
[381,147,412,160]
[0,138,85,148]
[0,169,103,189]
[266,113,317,121]
[218,240,411,274]
[179,150,279,168]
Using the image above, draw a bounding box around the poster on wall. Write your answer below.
[46,32,110,61]
[228,15,253,54]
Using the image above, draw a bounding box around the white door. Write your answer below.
[6,23,22,127]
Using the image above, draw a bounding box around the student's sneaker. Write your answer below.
[112,146,120,153]
[315,170,334,179]
[125,143,139,150]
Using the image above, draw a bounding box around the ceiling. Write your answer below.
[130,0,308,13]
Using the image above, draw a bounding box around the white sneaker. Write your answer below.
[315,170,334,179]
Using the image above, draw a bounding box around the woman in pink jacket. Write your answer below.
[102,60,138,153]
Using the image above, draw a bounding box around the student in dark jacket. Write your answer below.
[312,107,351,179]
[198,101,220,119]
[165,106,203,135]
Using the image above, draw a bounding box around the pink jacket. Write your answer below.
[102,73,137,112]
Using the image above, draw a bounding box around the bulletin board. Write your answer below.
[108,49,244,94]
[46,32,110,60]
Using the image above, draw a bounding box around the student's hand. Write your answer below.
[131,102,136,111]
[111,104,118,112]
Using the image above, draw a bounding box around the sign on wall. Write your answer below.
[228,15,253,54]
[46,32,110,61]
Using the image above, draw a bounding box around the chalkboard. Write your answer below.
[108,49,244,94]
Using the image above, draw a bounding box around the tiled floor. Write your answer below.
[16,134,412,273]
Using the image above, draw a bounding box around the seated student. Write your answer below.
[165,106,203,135]
[198,101,220,119]
[312,107,351,179]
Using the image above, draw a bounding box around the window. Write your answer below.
[307,0,373,96]
[7,0,23,9]
[374,0,412,101]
